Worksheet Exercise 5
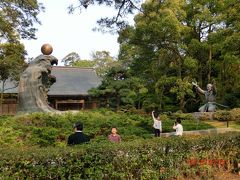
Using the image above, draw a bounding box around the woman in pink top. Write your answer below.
[108,127,121,143]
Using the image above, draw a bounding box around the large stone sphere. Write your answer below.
[41,44,53,55]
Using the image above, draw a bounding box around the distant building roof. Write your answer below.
[0,79,18,93]
[2,66,102,96]
[48,66,101,96]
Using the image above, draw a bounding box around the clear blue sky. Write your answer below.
[21,0,134,63]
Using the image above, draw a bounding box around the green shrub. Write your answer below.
[0,110,215,147]
[0,132,239,179]
[171,112,195,121]
[230,108,240,124]
[198,112,214,121]
[214,110,232,122]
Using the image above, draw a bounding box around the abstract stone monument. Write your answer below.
[17,44,58,114]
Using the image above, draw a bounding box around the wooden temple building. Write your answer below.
[0,66,101,115]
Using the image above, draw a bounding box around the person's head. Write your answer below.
[157,115,160,121]
[73,121,83,131]
[111,127,117,135]
[207,83,213,92]
[176,118,181,124]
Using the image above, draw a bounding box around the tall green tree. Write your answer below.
[89,66,126,110]
[70,59,96,68]
[118,0,192,111]
[183,0,225,84]
[210,0,240,106]
[62,52,81,66]
[91,51,115,77]
[0,0,43,41]
[0,0,42,106]
[64,51,115,77]
[89,65,148,111]
[88,0,240,111]
[117,0,240,111]
[0,43,26,105]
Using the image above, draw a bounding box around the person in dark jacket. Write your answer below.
[67,121,90,145]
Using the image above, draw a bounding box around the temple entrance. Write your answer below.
[55,99,85,111]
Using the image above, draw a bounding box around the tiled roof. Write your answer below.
[2,66,102,96]
[48,66,101,96]
[0,79,18,93]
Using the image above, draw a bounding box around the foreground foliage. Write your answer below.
[0,132,239,179]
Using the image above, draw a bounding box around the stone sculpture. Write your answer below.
[17,44,58,113]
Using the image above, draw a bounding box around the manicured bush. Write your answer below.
[0,110,238,179]
[0,132,239,179]
[230,108,240,124]
[0,109,214,147]
[197,112,214,121]
[190,109,239,123]
[214,110,232,122]
[171,112,194,121]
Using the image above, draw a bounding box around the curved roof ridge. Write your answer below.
[53,66,95,70]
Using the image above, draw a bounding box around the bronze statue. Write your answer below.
[192,82,216,112]
[17,44,58,114]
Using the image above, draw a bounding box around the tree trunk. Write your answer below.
[178,58,182,79]
[207,46,212,82]
[106,96,110,108]
[159,87,164,110]
[0,80,6,107]
[137,99,141,109]
[177,57,183,111]
[198,64,203,87]
[180,98,185,112]
[137,93,141,109]
[116,94,120,111]
[207,24,213,83]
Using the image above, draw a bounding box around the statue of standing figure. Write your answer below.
[17,44,58,114]
[192,82,216,112]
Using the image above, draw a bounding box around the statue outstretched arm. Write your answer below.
[192,82,205,94]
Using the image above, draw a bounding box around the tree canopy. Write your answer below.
[0,0,43,41]
[0,0,43,104]
[69,0,142,32]
[89,0,240,112]
[0,42,26,104]
[64,50,116,77]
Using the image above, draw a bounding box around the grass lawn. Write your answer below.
[204,120,240,130]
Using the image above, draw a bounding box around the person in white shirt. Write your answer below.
[152,111,162,137]
[172,118,183,136]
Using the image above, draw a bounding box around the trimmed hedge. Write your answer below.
[196,108,240,123]
[0,132,239,179]
[230,108,240,124]
[0,109,213,147]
